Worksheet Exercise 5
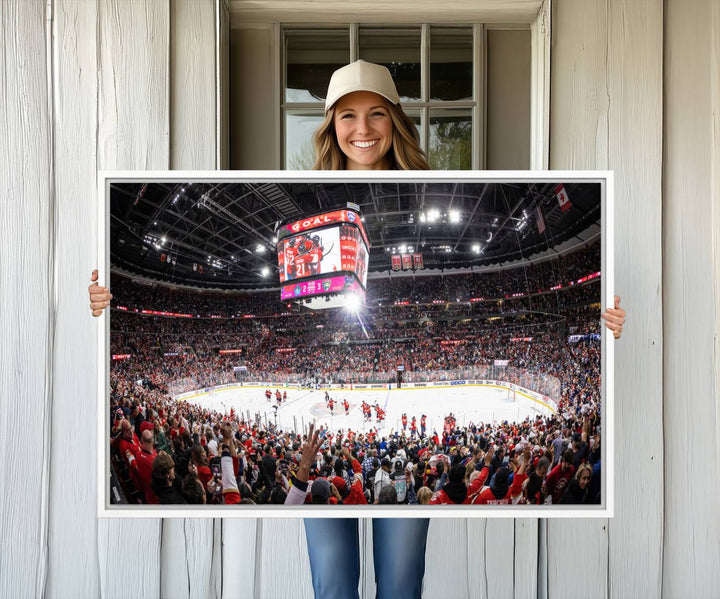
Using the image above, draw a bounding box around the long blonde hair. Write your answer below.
[312,100,430,171]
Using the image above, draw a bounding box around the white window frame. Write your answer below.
[228,1,551,170]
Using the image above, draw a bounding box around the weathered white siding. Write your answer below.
[1,1,718,598]
[550,1,664,598]
[663,1,720,597]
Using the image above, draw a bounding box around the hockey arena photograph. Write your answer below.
[100,173,612,517]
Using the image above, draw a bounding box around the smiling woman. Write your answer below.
[333,91,394,170]
[311,60,430,171]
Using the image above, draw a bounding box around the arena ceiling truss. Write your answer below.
[110,181,600,290]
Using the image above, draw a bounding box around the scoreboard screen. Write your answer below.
[277,208,370,309]
[277,210,369,288]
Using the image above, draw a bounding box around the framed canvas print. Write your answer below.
[97,170,614,518]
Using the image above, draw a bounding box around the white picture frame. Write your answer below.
[97,170,614,519]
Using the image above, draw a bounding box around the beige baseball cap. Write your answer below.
[324,60,400,112]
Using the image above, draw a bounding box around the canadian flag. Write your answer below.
[555,184,572,212]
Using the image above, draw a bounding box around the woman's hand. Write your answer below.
[89,269,112,316]
[601,295,626,339]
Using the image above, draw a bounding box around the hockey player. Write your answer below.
[420,414,427,438]
[410,416,417,438]
[308,235,324,275]
[325,390,330,405]
[285,237,299,280]
[293,241,314,278]
[265,389,272,402]
[275,389,282,404]
[401,413,407,431]
[377,407,385,424]
[343,398,350,415]
[328,398,335,414]
[283,390,287,403]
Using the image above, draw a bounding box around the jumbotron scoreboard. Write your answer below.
[276,204,369,310]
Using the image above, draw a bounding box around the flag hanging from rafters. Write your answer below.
[535,206,546,233]
[555,184,572,212]
[413,253,424,269]
[402,254,412,270]
[391,255,401,271]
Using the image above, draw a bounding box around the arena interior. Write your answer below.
[108,181,603,507]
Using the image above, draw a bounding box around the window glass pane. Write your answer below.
[285,112,324,169]
[359,28,421,102]
[403,109,423,149]
[429,109,472,170]
[286,30,350,103]
[430,27,473,101]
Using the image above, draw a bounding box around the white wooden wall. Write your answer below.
[1,1,718,598]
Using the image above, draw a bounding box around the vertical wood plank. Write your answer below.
[663,1,720,596]
[550,2,665,598]
[96,1,169,597]
[484,520,515,599]
[530,0,550,170]
[0,1,52,598]
[170,0,217,170]
[48,1,102,596]
[465,519,526,599]
[218,0,230,169]
[221,519,258,599]
[513,519,538,599]
[257,519,314,599]
[605,2,664,597]
[424,519,470,598]
[548,4,609,594]
[96,0,170,171]
[550,2,608,597]
[161,519,218,599]
[163,2,220,598]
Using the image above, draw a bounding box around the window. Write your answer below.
[283,25,479,170]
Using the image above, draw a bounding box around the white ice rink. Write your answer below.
[185,384,553,437]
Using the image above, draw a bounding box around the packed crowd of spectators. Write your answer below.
[110,381,601,507]
[109,242,602,507]
[109,240,600,318]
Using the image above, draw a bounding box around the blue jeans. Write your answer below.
[303,518,430,599]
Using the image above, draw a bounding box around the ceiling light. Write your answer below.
[256,244,266,254]
[449,210,461,223]
[261,266,269,277]
[472,244,481,253]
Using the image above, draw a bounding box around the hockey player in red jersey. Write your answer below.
[308,234,325,275]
